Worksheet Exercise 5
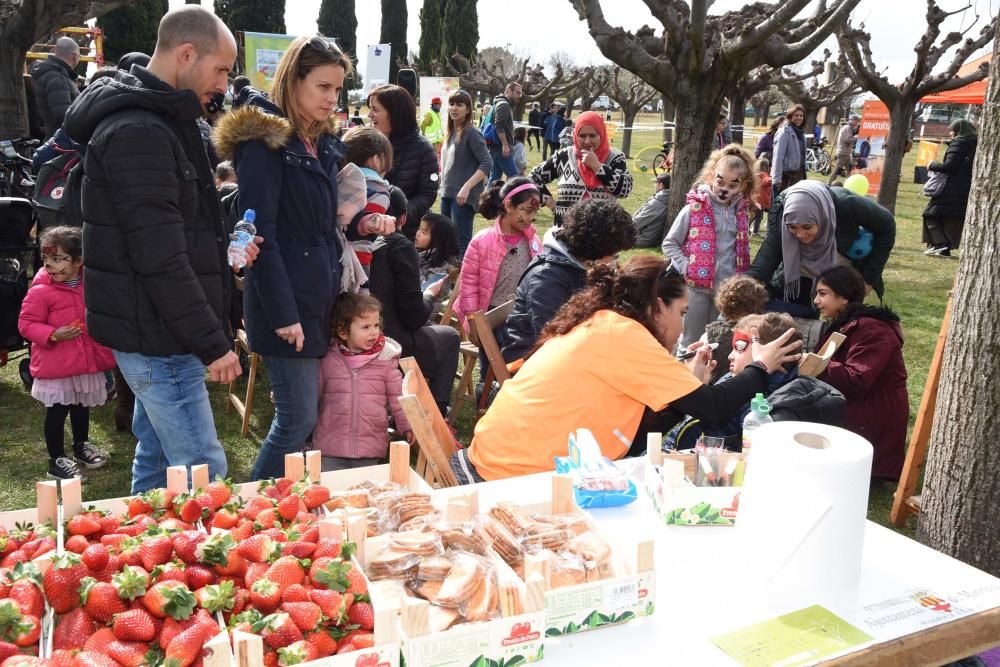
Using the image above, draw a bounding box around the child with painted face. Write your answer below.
[18,226,115,481]
[313,292,412,471]
[662,144,758,350]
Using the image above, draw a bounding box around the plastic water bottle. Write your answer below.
[741,392,773,456]
[228,209,256,269]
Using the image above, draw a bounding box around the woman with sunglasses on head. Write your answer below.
[214,36,377,481]
[367,84,439,242]
[529,110,633,226]
[439,89,492,256]
[451,255,803,483]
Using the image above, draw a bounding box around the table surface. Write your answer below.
[454,465,1000,665]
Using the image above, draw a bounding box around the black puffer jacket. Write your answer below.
[32,56,79,138]
[369,232,433,356]
[769,376,845,424]
[924,135,977,220]
[385,129,439,241]
[65,66,231,366]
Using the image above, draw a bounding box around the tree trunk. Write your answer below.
[666,89,721,232]
[661,94,675,142]
[0,14,34,139]
[729,91,747,146]
[761,103,772,125]
[917,48,1000,578]
[620,107,638,158]
[876,99,913,214]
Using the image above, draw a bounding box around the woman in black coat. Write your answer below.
[922,119,978,257]
[746,180,896,319]
[368,85,439,242]
[213,37,362,481]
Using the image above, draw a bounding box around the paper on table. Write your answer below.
[710,604,874,667]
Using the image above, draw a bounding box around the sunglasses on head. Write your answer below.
[307,36,339,53]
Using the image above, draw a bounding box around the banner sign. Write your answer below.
[418,76,460,126]
[916,140,941,167]
[243,32,297,91]
[365,44,392,93]
[856,100,889,195]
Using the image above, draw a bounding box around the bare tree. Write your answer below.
[917,20,1000,578]
[750,87,784,126]
[728,57,826,145]
[563,64,611,118]
[571,0,861,225]
[1,0,140,138]
[838,1,994,213]
[604,66,659,158]
[778,54,863,137]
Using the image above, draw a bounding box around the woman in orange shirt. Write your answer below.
[451,255,802,483]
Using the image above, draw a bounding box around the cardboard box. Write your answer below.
[645,443,740,527]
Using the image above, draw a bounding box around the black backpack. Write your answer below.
[33,145,84,230]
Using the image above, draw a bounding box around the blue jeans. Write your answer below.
[488,145,518,183]
[441,197,476,257]
[114,351,227,494]
[250,356,319,481]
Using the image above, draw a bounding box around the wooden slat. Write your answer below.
[891,293,953,527]
[469,307,511,385]
[398,357,460,488]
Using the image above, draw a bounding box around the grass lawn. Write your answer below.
[0,113,954,538]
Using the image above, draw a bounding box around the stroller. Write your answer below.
[0,197,38,389]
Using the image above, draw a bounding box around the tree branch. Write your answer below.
[764,0,863,65]
[838,24,897,102]
[732,0,811,52]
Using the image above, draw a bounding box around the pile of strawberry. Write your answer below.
[0,477,379,667]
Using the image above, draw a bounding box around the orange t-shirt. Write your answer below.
[468,310,703,480]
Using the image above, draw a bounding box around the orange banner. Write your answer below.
[855,100,889,195]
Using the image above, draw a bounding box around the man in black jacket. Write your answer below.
[527,102,542,152]
[64,5,249,493]
[31,37,81,139]
[488,82,522,182]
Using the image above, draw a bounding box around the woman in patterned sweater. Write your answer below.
[529,111,633,225]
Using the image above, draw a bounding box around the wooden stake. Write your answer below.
[284,453,305,481]
[304,451,322,482]
[232,630,263,667]
[35,481,58,527]
[190,464,209,490]
[389,441,410,486]
[60,477,82,521]
[166,466,188,494]
[524,552,550,590]
[552,475,575,514]
[446,496,471,522]
[346,511,367,567]
[637,540,655,573]
[525,574,545,614]
[401,597,430,637]
[318,517,343,542]
[647,432,663,466]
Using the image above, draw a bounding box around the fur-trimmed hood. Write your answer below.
[829,304,903,346]
[212,93,341,162]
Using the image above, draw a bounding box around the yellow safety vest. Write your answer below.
[421,110,444,144]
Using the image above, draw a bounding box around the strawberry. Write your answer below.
[185,565,216,591]
[48,649,79,667]
[97,515,119,535]
[275,496,301,522]
[195,534,235,570]
[343,564,367,597]
[44,554,87,614]
[142,581,196,620]
[8,580,42,619]
[164,624,207,667]
[280,584,311,605]
[157,617,187,651]
[0,644,20,664]
[80,578,127,623]
[116,537,142,567]
[194,581,235,614]
[112,608,157,642]
[213,552,247,579]
[204,478,234,510]
[310,559,349,591]
[240,497,274,521]
[253,613,302,650]
[66,515,102,537]
[281,602,321,632]
[230,521,255,543]
[99,534,127,551]
[265,557,305,593]
[244,562,269,590]
[83,627,117,654]
[173,495,207,524]
[279,542,314,560]
[307,590,347,623]
[209,505,238,531]
[1,552,27,569]
[75,651,121,667]
[106,639,155,667]
[193,608,220,636]
[26,537,55,560]
[152,562,188,586]
[139,535,174,572]
[127,495,153,518]
[249,578,281,614]
[52,608,92,650]
[276,640,318,666]
[293,525,319,543]
[230,588,250,618]
[171,532,205,565]
[299,485,330,511]
[256,509,280,530]
[350,633,375,649]
[81,544,110,572]
[346,601,374,631]
[236,535,276,564]
[1,656,41,667]
[304,629,337,658]
[112,565,150,601]
[311,540,344,560]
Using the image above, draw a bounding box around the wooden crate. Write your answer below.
[645,443,741,527]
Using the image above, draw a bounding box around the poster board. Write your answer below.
[917,140,941,167]
[365,44,392,93]
[418,76,460,132]
[856,100,889,195]
[243,32,297,91]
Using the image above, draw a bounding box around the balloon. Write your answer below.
[844,174,870,196]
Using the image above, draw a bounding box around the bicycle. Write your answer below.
[805,137,832,175]
[0,137,39,199]
[633,140,673,176]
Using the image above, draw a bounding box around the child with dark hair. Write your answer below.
[502,199,637,362]
[340,126,397,283]
[512,126,528,175]
[814,265,907,481]
[313,292,412,471]
[703,275,770,383]
[18,226,115,481]
[414,212,460,310]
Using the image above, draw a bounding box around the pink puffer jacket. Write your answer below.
[18,270,116,380]
[313,337,412,460]
[454,219,540,327]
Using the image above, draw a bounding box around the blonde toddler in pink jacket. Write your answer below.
[454,178,542,328]
[314,293,412,471]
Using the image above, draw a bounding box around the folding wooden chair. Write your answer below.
[440,280,479,425]
[397,357,460,488]
[227,275,263,438]
[467,300,515,417]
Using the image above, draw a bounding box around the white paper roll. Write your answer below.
[735,421,873,592]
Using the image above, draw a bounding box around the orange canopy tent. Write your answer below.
[920,53,990,105]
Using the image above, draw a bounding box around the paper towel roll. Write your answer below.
[735,422,873,592]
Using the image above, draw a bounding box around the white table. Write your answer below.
[460,468,1000,665]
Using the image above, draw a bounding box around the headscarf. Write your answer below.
[949,118,977,138]
[572,111,610,190]
[780,180,838,301]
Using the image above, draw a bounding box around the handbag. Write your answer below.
[922,170,947,197]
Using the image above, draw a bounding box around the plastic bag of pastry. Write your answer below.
[435,519,492,556]
[532,512,594,537]
[397,511,441,532]
[348,479,402,496]
[415,555,453,582]
[374,490,435,533]
[519,526,574,553]
[488,501,536,537]
[459,566,500,622]
[428,603,462,632]
[324,487,372,511]
[482,516,525,565]
[366,547,422,581]
[554,428,637,508]
[561,531,613,581]
[389,529,444,556]
[433,552,486,608]
[545,549,587,589]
